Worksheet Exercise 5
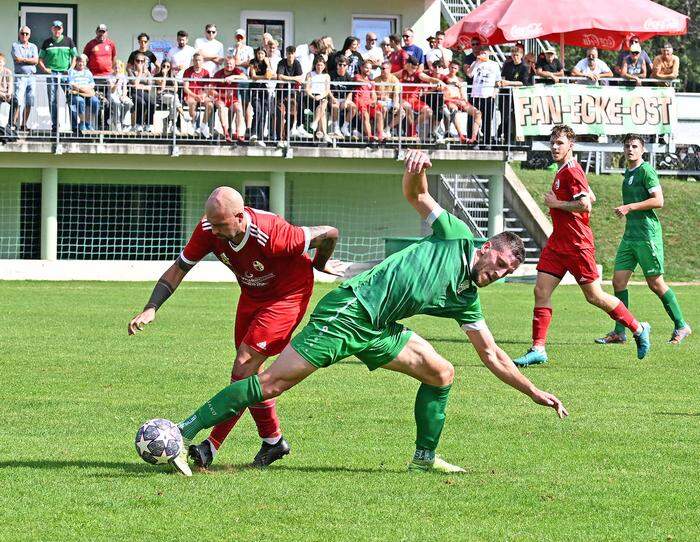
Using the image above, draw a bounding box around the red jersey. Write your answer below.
[183,67,211,93]
[83,38,117,76]
[353,75,374,107]
[400,71,423,100]
[213,67,244,100]
[547,159,595,252]
[389,49,409,73]
[181,207,313,301]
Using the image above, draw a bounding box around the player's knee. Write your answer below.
[258,373,289,399]
[533,284,550,304]
[424,358,454,387]
[646,276,666,296]
[612,277,627,291]
[583,288,605,308]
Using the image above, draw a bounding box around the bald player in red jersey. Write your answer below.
[129,187,342,468]
[513,125,651,367]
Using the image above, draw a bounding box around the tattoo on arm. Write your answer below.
[144,278,175,311]
[308,226,339,271]
[176,255,195,272]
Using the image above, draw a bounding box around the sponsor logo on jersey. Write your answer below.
[219,253,231,266]
[457,279,471,294]
[555,179,560,190]
[257,341,267,349]
[253,260,265,272]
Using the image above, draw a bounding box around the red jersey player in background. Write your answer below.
[129,186,342,472]
[513,125,651,367]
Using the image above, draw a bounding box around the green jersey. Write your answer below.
[39,36,78,72]
[622,162,662,241]
[343,209,483,328]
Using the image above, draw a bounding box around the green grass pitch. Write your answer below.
[1,281,698,541]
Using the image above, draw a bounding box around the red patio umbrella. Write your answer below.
[444,0,688,53]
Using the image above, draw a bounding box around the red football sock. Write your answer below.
[249,398,281,440]
[607,302,640,333]
[207,375,246,450]
[532,306,553,347]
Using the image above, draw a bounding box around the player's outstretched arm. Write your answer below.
[544,190,592,214]
[128,256,194,335]
[465,326,569,419]
[402,149,439,220]
[307,226,343,276]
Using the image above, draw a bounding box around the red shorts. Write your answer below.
[404,96,428,112]
[234,291,312,357]
[445,97,471,111]
[537,244,599,284]
[356,101,381,116]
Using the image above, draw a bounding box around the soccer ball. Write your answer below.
[135,418,183,465]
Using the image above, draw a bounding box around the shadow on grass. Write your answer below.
[653,411,700,417]
[206,463,407,475]
[0,460,158,475]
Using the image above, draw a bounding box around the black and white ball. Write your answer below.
[135,418,183,465]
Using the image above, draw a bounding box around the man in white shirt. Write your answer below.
[229,28,255,137]
[194,24,224,76]
[468,50,501,143]
[426,31,452,75]
[571,47,613,85]
[167,30,196,80]
[360,32,383,78]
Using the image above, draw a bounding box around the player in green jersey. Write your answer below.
[166,150,569,477]
[596,134,691,346]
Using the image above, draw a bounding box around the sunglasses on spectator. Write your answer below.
[20,32,30,35]
[135,59,146,63]
[207,30,217,34]
[402,35,410,38]
[630,51,640,55]
[368,38,377,42]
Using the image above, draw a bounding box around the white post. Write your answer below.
[41,167,58,260]
[269,171,286,217]
[487,174,504,237]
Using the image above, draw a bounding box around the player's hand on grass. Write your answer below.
[530,389,569,419]
[614,204,630,217]
[404,149,432,174]
[128,308,156,335]
[322,259,346,277]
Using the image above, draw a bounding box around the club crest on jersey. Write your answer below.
[628,178,634,185]
[219,253,231,266]
[555,179,560,190]
[457,279,471,294]
[253,260,265,272]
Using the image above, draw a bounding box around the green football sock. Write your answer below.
[660,288,687,330]
[614,289,629,335]
[178,375,263,441]
[414,383,452,457]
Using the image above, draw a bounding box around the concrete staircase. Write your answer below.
[439,174,542,263]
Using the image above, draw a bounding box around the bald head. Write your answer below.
[205,186,244,217]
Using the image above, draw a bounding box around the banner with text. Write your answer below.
[513,85,676,139]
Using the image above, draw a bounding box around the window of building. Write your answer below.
[241,11,293,51]
[352,15,399,42]
[244,185,270,212]
[19,3,78,48]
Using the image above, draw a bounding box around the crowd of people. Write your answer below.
[0,20,681,145]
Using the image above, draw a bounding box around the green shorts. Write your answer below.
[290,286,413,371]
[614,237,665,277]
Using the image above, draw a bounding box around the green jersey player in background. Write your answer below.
[596,133,691,346]
[168,149,568,477]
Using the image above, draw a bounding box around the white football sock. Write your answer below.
[262,435,282,445]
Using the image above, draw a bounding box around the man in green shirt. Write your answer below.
[596,134,691,346]
[163,149,569,477]
[38,20,78,132]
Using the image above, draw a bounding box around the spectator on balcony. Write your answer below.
[213,56,246,142]
[402,28,425,66]
[84,24,117,126]
[571,47,613,85]
[276,45,305,140]
[195,24,225,76]
[524,52,537,82]
[389,34,409,74]
[375,60,402,136]
[0,54,18,131]
[263,33,282,67]
[426,31,452,74]
[296,39,320,75]
[460,37,483,83]
[304,56,332,143]
[399,55,443,140]
[360,32,383,78]
[130,53,156,133]
[230,28,255,138]
[127,33,158,75]
[500,48,531,87]
[619,43,647,87]
[468,49,501,143]
[329,36,363,78]
[249,47,272,146]
[330,57,357,138]
[11,26,38,131]
[380,37,393,61]
[154,60,184,135]
[318,36,336,63]
[353,60,384,142]
[441,61,480,144]
[614,35,652,79]
[183,53,213,138]
[167,30,196,80]
[38,20,78,133]
[535,47,564,84]
[651,43,679,85]
[66,54,100,133]
[108,60,133,131]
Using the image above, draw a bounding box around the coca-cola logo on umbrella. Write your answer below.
[643,18,684,32]
[581,34,616,48]
[478,21,497,38]
[509,23,544,39]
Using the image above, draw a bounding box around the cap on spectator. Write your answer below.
[629,43,641,53]
[235,28,246,38]
[52,20,63,28]
[79,53,88,62]
[543,47,556,55]
[96,23,107,32]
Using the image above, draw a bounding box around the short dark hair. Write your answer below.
[137,32,150,41]
[551,124,576,142]
[489,231,526,265]
[406,55,420,66]
[285,45,296,55]
[435,30,445,38]
[623,133,646,147]
[177,30,188,38]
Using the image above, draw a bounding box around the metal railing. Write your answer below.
[0,74,527,152]
[532,75,681,87]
